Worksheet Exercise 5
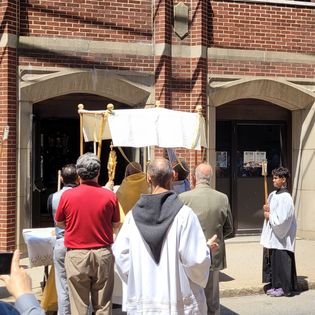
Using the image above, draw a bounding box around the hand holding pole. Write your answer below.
[261,159,268,204]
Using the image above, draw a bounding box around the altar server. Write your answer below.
[260,167,297,297]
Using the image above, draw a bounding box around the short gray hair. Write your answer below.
[195,163,213,185]
[147,158,173,187]
[76,153,101,180]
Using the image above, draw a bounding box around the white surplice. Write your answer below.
[112,205,211,315]
[260,190,296,252]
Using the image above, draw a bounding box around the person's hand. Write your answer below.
[104,180,114,191]
[263,204,270,212]
[263,204,270,220]
[207,234,219,253]
[0,249,33,299]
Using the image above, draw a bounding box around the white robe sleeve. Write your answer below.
[178,208,211,288]
[112,213,132,284]
[269,193,295,240]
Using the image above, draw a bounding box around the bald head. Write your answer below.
[147,158,174,189]
[194,163,213,185]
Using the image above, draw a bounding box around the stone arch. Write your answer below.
[209,78,315,110]
[20,69,151,107]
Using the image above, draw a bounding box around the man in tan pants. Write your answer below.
[56,153,120,315]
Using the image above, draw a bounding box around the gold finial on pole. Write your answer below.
[78,104,84,155]
[195,105,203,115]
[107,143,117,181]
[107,103,114,113]
[261,159,268,204]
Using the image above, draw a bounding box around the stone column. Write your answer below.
[16,100,33,249]
[292,103,315,239]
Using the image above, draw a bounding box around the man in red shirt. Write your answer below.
[55,153,120,315]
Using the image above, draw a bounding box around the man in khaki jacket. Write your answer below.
[180,163,233,315]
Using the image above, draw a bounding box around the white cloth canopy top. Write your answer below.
[81,107,207,150]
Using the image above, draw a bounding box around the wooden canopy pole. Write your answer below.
[261,159,268,204]
[97,113,106,159]
[97,103,114,159]
[78,104,84,156]
[57,170,62,191]
[194,105,203,166]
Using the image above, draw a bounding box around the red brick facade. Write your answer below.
[0,0,314,249]
[210,2,314,53]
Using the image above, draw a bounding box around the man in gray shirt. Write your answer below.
[47,164,77,315]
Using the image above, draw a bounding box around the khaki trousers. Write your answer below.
[65,248,114,315]
[205,270,220,315]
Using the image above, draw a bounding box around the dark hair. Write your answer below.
[61,164,77,184]
[148,158,173,187]
[125,162,142,177]
[272,166,290,179]
[172,160,189,180]
[76,153,101,180]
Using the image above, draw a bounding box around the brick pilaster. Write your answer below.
[191,0,208,164]
[0,0,18,250]
[154,0,173,108]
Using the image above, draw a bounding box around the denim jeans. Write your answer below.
[53,238,71,315]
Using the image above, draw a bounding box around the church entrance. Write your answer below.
[31,93,133,228]
[215,100,291,234]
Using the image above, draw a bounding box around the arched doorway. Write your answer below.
[216,99,291,234]
[208,77,315,235]
[32,93,136,227]
[17,69,152,246]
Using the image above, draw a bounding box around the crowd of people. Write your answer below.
[0,152,297,315]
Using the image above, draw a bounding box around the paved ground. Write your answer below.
[219,236,315,296]
[1,236,315,309]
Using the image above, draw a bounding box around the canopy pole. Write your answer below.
[78,104,84,155]
[97,113,106,159]
[98,103,114,159]
[57,170,61,191]
[261,159,268,204]
[193,105,203,166]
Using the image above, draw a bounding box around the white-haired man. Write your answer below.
[180,163,233,315]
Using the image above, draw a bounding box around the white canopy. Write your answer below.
[81,107,207,150]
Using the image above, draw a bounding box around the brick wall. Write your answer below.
[210,1,314,54]
[208,59,315,78]
[20,0,152,42]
